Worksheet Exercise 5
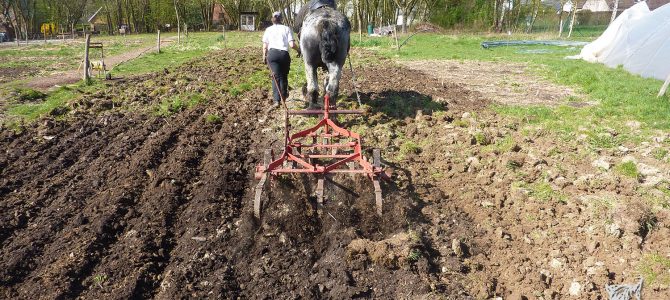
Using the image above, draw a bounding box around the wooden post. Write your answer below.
[184,23,188,43]
[393,23,399,51]
[84,34,91,84]
[157,30,161,53]
[659,74,670,98]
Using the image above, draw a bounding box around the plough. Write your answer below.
[253,94,389,218]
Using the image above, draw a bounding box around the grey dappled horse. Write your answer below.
[299,7,351,107]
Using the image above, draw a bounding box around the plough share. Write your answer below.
[254,94,389,218]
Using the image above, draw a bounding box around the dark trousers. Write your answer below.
[267,49,290,103]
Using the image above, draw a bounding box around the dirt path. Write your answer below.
[401,60,590,107]
[24,39,174,91]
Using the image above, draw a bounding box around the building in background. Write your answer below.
[240,12,258,31]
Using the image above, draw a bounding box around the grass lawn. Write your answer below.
[355,33,670,145]
[0,34,160,71]
[112,31,262,75]
[2,31,262,125]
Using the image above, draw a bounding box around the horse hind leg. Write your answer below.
[325,63,342,107]
[303,63,319,106]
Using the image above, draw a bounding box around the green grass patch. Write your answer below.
[653,148,668,161]
[615,161,642,181]
[113,32,258,76]
[205,114,222,124]
[12,88,47,102]
[638,253,670,286]
[406,249,422,262]
[483,135,517,154]
[5,83,102,122]
[473,132,489,145]
[587,131,620,149]
[154,92,206,117]
[364,33,670,146]
[400,140,421,156]
[515,181,567,203]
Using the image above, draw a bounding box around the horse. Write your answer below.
[298,6,351,108]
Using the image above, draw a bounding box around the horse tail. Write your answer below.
[319,20,338,63]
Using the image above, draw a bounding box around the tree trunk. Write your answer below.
[567,1,577,38]
[526,0,540,33]
[174,0,181,43]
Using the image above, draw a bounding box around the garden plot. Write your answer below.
[1,47,669,299]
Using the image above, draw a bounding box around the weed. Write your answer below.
[431,172,445,179]
[483,135,516,154]
[547,147,562,157]
[93,273,107,288]
[615,161,642,181]
[524,182,567,203]
[652,148,668,160]
[638,253,670,286]
[155,96,186,116]
[587,131,619,149]
[506,160,522,170]
[400,141,421,155]
[453,119,469,128]
[407,249,422,262]
[473,132,488,145]
[5,84,96,123]
[205,114,222,124]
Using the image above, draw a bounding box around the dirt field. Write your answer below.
[1,48,669,299]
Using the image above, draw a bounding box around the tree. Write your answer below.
[1,0,20,43]
[197,0,215,31]
[393,0,419,33]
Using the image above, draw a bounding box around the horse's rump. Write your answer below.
[300,7,351,105]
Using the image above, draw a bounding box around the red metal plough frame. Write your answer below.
[254,94,388,218]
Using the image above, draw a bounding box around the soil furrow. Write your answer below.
[65,110,219,299]
[0,115,142,247]
[0,120,99,198]
[0,114,158,254]
[150,103,260,299]
[0,111,193,297]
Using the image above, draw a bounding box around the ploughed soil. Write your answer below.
[1,48,670,299]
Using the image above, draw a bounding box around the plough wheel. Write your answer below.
[254,149,272,219]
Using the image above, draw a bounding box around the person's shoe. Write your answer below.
[267,102,280,112]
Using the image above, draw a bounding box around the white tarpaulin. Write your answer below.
[569,2,670,81]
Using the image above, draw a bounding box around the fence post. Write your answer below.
[84,34,91,84]
[157,30,161,53]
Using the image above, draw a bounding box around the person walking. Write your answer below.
[262,11,300,110]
